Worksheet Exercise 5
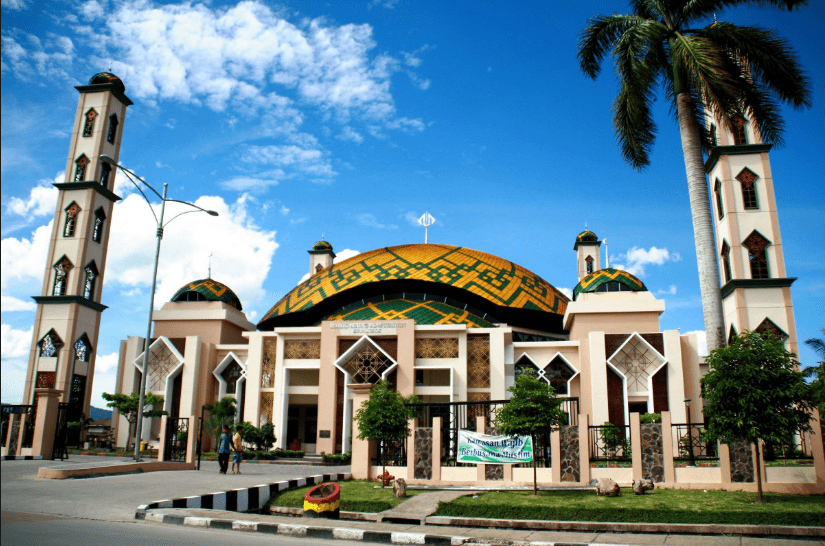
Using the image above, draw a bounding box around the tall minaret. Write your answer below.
[705,114,798,353]
[574,229,601,281]
[22,72,132,424]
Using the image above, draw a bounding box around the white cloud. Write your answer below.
[220,176,280,191]
[241,144,336,181]
[0,31,75,83]
[1,295,36,311]
[558,287,573,300]
[1,324,31,359]
[337,126,364,144]
[1,0,29,10]
[4,173,60,218]
[614,246,677,277]
[0,221,52,290]
[94,351,119,373]
[684,330,708,357]
[656,285,677,296]
[104,192,278,311]
[298,248,360,284]
[279,205,290,216]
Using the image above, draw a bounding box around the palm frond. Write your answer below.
[630,0,664,19]
[681,0,809,24]
[805,330,825,360]
[578,14,652,78]
[702,23,811,109]
[738,77,786,145]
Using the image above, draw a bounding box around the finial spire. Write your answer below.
[417,212,436,244]
[604,239,609,268]
[208,252,213,279]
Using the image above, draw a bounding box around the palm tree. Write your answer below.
[804,328,825,410]
[578,0,811,352]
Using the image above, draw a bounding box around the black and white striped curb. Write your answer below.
[140,513,624,546]
[135,473,350,517]
[1,455,43,461]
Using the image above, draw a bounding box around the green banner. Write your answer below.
[456,430,533,464]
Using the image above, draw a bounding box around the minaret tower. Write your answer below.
[705,114,798,353]
[309,239,335,275]
[22,72,132,424]
[574,229,601,281]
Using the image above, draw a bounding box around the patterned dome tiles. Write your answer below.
[171,278,243,310]
[320,299,495,328]
[573,268,647,298]
[262,244,568,324]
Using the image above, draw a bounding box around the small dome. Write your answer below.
[576,230,598,243]
[88,72,126,93]
[170,279,242,310]
[573,268,647,301]
[312,240,333,251]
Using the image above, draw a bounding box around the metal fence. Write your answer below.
[409,397,578,467]
[164,417,189,462]
[1,405,36,454]
[764,433,814,462]
[588,424,631,462]
[372,438,408,467]
[672,423,718,464]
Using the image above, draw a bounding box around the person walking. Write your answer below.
[231,424,243,475]
[217,425,232,474]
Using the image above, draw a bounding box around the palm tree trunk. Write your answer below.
[675,92,726,353]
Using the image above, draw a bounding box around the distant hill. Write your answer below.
[89,406,113,421]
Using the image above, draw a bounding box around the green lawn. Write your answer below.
[433,489,825,527]
[267,480,422,513]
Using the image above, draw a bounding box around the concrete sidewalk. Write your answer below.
[141,507,825,546]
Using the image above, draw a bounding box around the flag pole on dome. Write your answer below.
[418,212,436,244]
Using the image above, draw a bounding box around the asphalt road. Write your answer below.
[0,511,343,546]
[0,456,349,522]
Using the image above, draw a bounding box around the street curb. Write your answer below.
[135,473,351,518]
[1,455,43,461]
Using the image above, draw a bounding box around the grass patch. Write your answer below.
[434,489,825,527]
[267,480,422,513]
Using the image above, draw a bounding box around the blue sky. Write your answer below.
[2,0,824,407]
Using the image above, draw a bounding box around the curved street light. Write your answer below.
[100,155,218,461]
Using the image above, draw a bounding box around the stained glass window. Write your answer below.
[83,108,97,137]
[64,203,81,237]
[84,265,96,299]
[743,231,770,279]
[93,209,106,243]
[74,155,89,182]
[52,257,73,296]
[736,168,759,209]
[40,330,63,357]
[74,337,88,361]
[732,116,747,145]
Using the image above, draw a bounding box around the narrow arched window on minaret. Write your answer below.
[74,155,89,182]
[92,208,106,243]
[714,179,724,220]
[743,231,770,279]
[100,161,112,188]
[107,113,119,143]
[84,263,98,299]
[585,255,594,275]
[82,108,97,137]
[52,257,74,296]
[736,168,759,209]
[720,241,732,283]
[63,203,81,237]
[732,116,748,145]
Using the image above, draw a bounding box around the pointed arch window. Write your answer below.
[743,231,770,279]
[732,116,748,145]
[83,262,98,300]
[714,179,724,220]
[63,202,81,237]
[93,208,106,243]
[74,334,92,362]
[107,114,119,144]
[728,325,738,345]
[221,360,243,395]
[709,123,717,147]
[74,154,89,182]
[544,355,575,395]
[52,256,74,296]
[736,168,759,209]
[39,329,64,357]
[585,255,594,275]
[82,108,97,137]
[720,241,732,283]
[755,317,787,342]
[315,263,323,273]
[99,161,111,188]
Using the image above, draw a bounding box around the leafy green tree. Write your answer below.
[578,0,812,353]
[203,396,237,446]
[235,421,277,451]
[102,392,167,451]
[353,380,420,486]
[701,330,813,503]
[494,372,566,496]
[803,328,825,410]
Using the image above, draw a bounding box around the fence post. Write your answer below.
[406,417,417,482]
[551,429,561,483]
[661,411,675,484]
[157,415,169,462]
[476,415,486,483]
[719,442,732,484]
[630,412,643,483]
[810,407,825,487]
[186,416,197,464]
[31,389,62,459]
[578,413,590,485]
[432,417,442,483]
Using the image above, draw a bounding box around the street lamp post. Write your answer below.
[100,155,218,462]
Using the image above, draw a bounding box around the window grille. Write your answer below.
[40,330,64,357]
[720,241,732,283]
[107,114,118,143]
[736,168,759,209]
[732,116,747,145]
[52,257,73,296]
[74,155,89,182]
[83,265,96,299]
[64,203,80,237]
[82,109,97,137]
[743,231,770,279]
[585,255,594,274]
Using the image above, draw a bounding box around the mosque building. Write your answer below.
[10,72,812,490]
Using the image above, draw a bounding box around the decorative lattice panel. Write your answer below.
[467,335,490,388]
[341,343,393,384]
[146,342,180,391]
[284,339,321,359]
[416,338,459,359]
[259,392,274,426]
[221,361,243,394]
[544,356,575,395]
[755,317,787,341]
[261,339,277,388]
[608,336,664,396]
[35,372,56,389]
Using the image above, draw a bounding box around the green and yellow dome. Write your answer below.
[88,72,126,93]
[573,268,647,300]
[312,240,333,251]
[259,244,569,330]
[320,299,495,328]
[171,279,243,310]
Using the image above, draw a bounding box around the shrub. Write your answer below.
[322,451,352,465]
[640,413,662,424]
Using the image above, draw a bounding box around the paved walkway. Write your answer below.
[378,491,471,523]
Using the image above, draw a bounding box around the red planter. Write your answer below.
[303,482,340,519]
